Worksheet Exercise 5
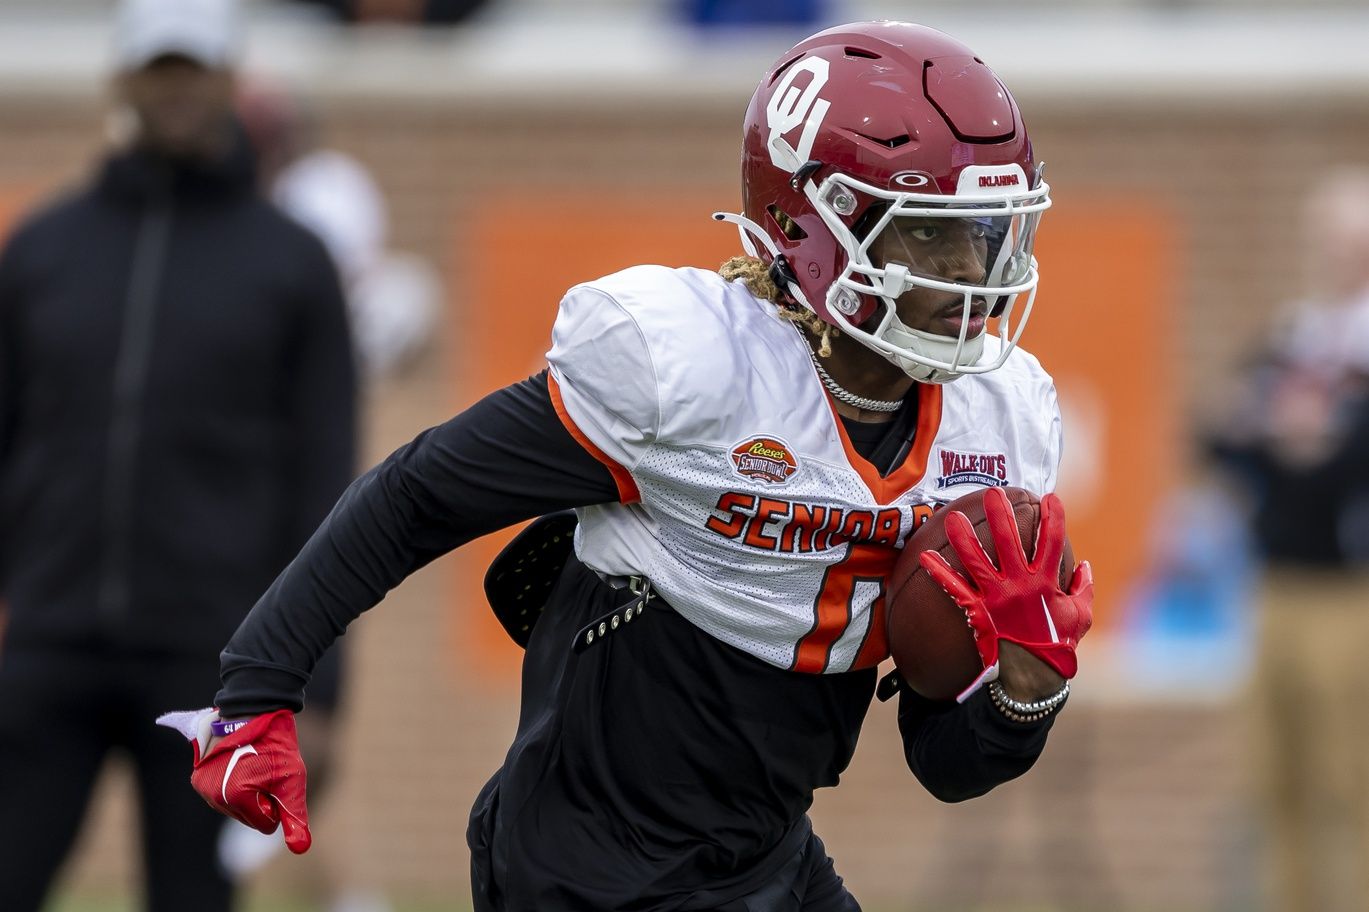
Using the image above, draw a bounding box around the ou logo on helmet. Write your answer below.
[766,57,831,172]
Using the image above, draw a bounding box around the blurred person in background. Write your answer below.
[215,80,440,912]
[0,0,357,909]
[1210,166,1369,912]
[1116,470,1255,696]
[284,0,491,25]
[239,81,439,381]
[681,0,825,28]
[161,21,1093,912]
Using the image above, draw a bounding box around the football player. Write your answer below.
[161,21,1093,911]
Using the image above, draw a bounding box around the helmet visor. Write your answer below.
[866,206,1040,293]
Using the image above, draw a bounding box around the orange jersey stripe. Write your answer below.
[546,372,641,504]
[793,541,892,673]
[792,382,941,673]
[826,382,943,503]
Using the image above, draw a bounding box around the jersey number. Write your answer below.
[791,543,895,674]
[791,504,937,674]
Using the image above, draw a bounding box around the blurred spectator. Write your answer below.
[215,79,440,912]
[285,0,491,25]
[1210,166,1369,912]
[0,0,356,910]
[681,0,825,28]
[1116,471,1255,698]
[239,82,439,380]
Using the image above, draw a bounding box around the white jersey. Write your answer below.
[547,266,1062,675]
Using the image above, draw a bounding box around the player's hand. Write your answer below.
[918,487,1093,701]
[156,707,312,854]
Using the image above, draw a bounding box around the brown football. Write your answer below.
[886,487,1073,701]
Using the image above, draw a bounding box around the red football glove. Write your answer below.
[918,487,1094,702]
[157,708,312,854]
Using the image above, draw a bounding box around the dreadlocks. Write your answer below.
[718,256,838,358]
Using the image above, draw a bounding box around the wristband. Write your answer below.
[211,717,252,737]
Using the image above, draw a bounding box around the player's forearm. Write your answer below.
[897,684,1057,803]
[996,641,1067,702]
[214,373,620,715]
[216,452,458,714]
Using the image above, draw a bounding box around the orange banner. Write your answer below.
[1028,198,1179,615]
[450,193,742,680]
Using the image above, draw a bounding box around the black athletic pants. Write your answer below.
[0,640,234,912]
[712,829,862,912]
[471,826,861,912]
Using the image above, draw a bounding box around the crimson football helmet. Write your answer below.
[715,21,1050,383]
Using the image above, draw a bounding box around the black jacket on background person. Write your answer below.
[1209,369,1369,568]
[0,140,357,658]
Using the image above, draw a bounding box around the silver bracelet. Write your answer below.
[987,679,1070,723]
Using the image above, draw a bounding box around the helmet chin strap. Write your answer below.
[871,262,980,383]
[878,313,985,384]
[827,266,986,385]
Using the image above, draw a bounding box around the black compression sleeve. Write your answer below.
[896,679,1057,802]
[216,370,619,715]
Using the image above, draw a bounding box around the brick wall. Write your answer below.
[3,86,1358,909]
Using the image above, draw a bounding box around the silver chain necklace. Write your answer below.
[795,325,904,413]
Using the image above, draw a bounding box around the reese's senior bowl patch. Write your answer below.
[731,436,799,485]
